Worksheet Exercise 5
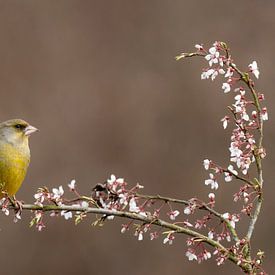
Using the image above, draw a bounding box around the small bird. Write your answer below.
[0,119,38,197]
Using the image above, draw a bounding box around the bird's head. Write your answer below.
[0,119,38,147]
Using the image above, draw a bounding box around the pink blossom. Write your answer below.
[224,67,234,78]
[169,210,180,220]
[52,186,64,199]
[222,82,231,93]
[129,198,140,213]
[68,179,76,191]
[248,61,260,79]
[138,231,143,241]
[61,210,73,220]
[205,46,220,66]
[261,107,268,121]
[221,116,229,129]
[195,44,203,51]
[186,250,198,261]
[222,212,239,229]
[184,206,192,215]
[208,231,214,239]
[205,173,218,190]
[208,193,215,200]
[163,233,175,245]
[203,159,210,170]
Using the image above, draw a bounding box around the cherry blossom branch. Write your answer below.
[136,193,239,241]
[229,61,264,242]
[176,41,267,273]
[0,42,267,274]
[12,202,250,273]
[221,45,265,248]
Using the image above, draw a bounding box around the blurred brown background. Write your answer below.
[0,0,274,274]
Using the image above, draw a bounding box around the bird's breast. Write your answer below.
[0,142,30,196]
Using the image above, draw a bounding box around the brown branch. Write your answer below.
[19,203,251,272]
[136,193,240,241]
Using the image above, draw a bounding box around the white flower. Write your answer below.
[163,237,169,244]
[208,231,214,239]
[248,61,260,79]
[15,211,21,220]
[242,112,249,121]
[203,159,210,170]
[169,210,180,220]
[225,67,233,78]
[183,221,193,227]
[234,94,242,104]
[129,198,140,212]
[222,213,239,229]
[2,207,9,216]
[209,46,217,55]
[208,193,215,200]
[203,250,211,260]
[121,226,127,234]
[81,201,89,208]
[68,179,76,191]
[229,143,242,158]
[240,88,246,95]
[118,194,128,206]
[218,68,225,75]
[228,165,238,175]
[201,69,214,80]
[116,177,124,184]
[222,212,230,219]
[222,82,231,93]
[163,235,174,245]
[61,210,73,220]
[107,174,116,184]
[34,192,45,203]
[52,186,64,199]
[205,173,218,190]
[205,46,220,66]
[184,207,191,215]
[186,251,198,261]
[261,107,268,121]
[243,192,249,203]
[138,232,143,241]
[136,183,144,189]
[195,44,203,50]
[224,172,232,182]
[221,116,229,129]
[211,70,218,81]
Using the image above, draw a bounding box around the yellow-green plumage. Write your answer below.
[0,141,30,196]
[0,119,37,197]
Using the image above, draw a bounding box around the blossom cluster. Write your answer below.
[31,174,241,266]
[196,41,267,195]
[175,42,267,271]
[30,181,90,230]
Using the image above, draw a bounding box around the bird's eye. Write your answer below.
[14,124,23,129]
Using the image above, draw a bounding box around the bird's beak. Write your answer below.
[24,125,39,136]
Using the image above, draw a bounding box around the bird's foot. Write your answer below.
[10,196,24,213]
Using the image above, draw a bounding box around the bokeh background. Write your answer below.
[0,1,274,274]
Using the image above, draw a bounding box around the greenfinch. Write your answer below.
[0,119,38,197]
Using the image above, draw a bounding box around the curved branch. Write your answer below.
[19,203,249,272]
